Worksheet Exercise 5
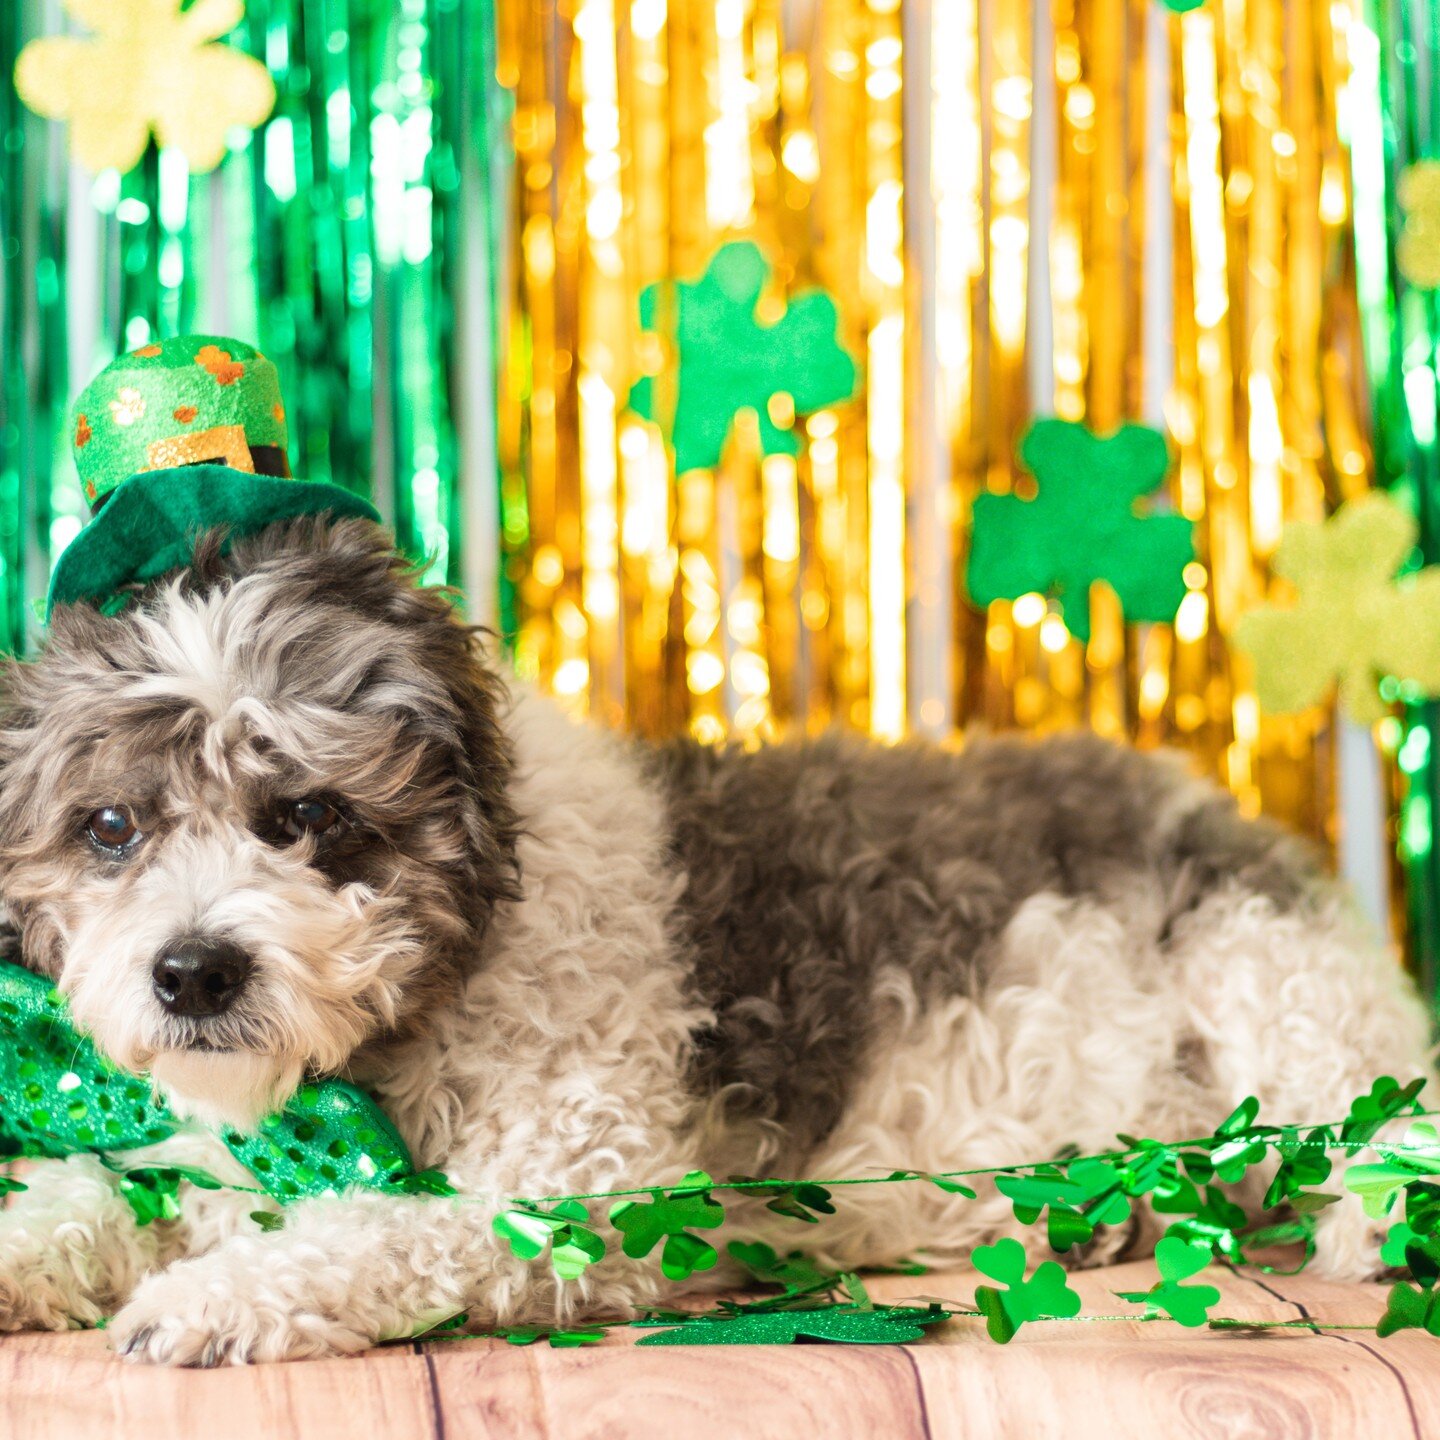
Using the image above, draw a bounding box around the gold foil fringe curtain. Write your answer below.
[496,0,1374,844]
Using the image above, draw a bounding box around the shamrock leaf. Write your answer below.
[729,1177,836,1224]
[970,1237,1082,1343]
[966,418,1193,642]
[726,1241,832,1293]
[1378,1282,1440,1339]
[1161,1186,1249,1261]
[610,1171,726,1280]
[1398,161,1440,290]
[15,0,276,175]
[887,1168,979,1199]
[1116,1237,1220,1328]
[629,242,857,474]
[115,1165,225,1226]
[1234,493,1440,723]
[1341,1076,1427,1146]
[1263,1128,1333,1210]
[637,1303,950,1347]
[994,1164,1127,1252]
[1346,1122,1440,1219]
[491,1326,609,1348]
[249,1209,284,1233]
[492,1198,608,1280]
[397,1168,458,1197]
[0,1175,27,1196]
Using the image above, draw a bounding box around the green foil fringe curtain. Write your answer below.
[1350,0,1440,1003]
[0,0,507,656]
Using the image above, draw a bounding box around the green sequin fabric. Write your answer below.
[0,960,415,1201]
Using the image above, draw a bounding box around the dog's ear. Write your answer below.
[237,517,524,937]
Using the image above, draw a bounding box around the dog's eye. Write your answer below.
[281,798,342,841]
[86,806,141,852]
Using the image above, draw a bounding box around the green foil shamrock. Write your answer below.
[1233,492,1440,724]
[970,1237,1083,1343]
[1116,1237,1219,1328]
[965,418,1193,643]
[629,241,857,475]
[610,1169,727,1280]
[0,958,415,1203]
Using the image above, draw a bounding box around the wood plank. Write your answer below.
[421,1337,930,1440]
[0,1330,438,1440]
[3,1263,1440,1440]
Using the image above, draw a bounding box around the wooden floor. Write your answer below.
[1,1260,1436,1440]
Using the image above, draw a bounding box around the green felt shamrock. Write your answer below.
[1378,1282,1440,1338]
[637,1303,950,1347]
[610,1171,727,1280]
[1233,493,1440,724]
[965,418,1193,643]
[492,1199,608,1281]
[0,958,416,1204]
[629,241,857,475]
[1397,162,1440,290]
[1116,1237,1220,1328]
[970,1237,1082,1343]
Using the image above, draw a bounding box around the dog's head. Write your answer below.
[0,517,519,1128]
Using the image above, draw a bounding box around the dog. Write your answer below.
[0,514,1427,1365]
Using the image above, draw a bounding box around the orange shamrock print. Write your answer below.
[196,344,244,386]
[134,344,162,358]
[74,413,92,448]
[173,405,198,424]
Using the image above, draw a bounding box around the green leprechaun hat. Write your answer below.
[47,335,380,617]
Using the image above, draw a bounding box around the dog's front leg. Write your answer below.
[0,1155,181,1330]
[108,1189,618,1366]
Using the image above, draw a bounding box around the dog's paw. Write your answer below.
[110,1259,375,1366]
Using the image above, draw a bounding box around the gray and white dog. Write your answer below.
[0,515,1427,1365]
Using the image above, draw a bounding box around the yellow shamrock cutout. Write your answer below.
[1397,161,1440,291]
[1233,492,1440,724]
[15,0,274,175]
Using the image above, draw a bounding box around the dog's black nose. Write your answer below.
[151,938,251,1017]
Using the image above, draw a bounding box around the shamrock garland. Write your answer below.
[1233,492,1440,723]
[482,1075,1440,1348]
[3,955,1437,1349]
[965,418,1194,643]
[629,241,857,475]
[15,0,275,175]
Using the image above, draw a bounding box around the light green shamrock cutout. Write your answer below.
[629,242,857,475]
[1116,1237,1219,1328]
[1233,492,1440,724]
[971,1237,1083,1344]
[1345,1121,1440,1220]
[637,1303,949,1347]
[965,418,1193,643]
[492,1199,608,1280]
[610,1171,726,1280]
[1398,162,1440,290]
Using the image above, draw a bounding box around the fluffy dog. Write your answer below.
[0,515,1427,1365]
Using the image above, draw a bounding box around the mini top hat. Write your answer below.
[48,335,380,617]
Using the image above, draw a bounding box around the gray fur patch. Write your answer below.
[655,729,1321,1155]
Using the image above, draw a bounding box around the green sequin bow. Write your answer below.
[0,959,416,1202]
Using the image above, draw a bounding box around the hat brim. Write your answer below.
[47,465,383,618]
